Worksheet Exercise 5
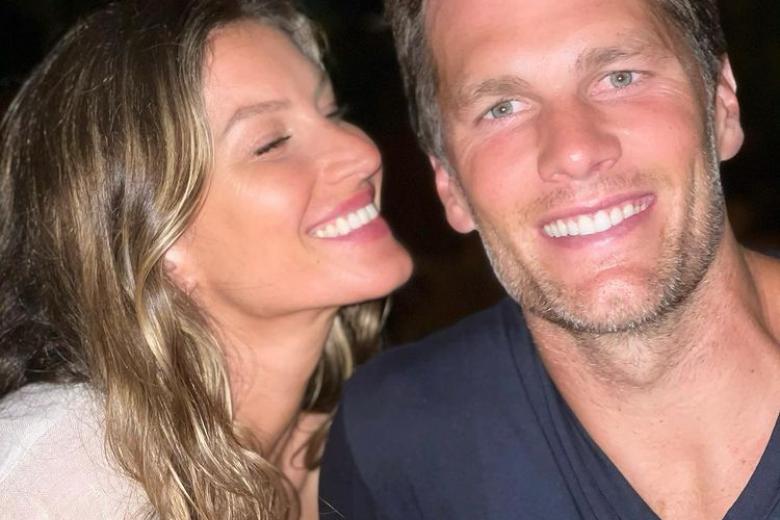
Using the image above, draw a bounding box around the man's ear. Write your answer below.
[714,56,744,161]
[431,156,476,234]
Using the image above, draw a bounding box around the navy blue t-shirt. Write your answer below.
[319,298,780,519]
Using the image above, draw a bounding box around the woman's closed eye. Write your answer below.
[254,135,291,156]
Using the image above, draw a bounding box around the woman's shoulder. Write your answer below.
[0,383,100,461]
[0,383,150,519]
[0,383,102,467]
[1,381,95,417]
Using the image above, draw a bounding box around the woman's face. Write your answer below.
[168,21,412,326]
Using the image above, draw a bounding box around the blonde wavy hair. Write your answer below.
[0,1,382,517]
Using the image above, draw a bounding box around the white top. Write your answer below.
[0,383,150,519]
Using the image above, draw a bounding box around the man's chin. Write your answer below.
[528,285,670,336]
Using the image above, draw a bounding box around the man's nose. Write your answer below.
[535,100,621,182]
[317,121,382,184]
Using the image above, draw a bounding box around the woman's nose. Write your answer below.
[317,120,383,184]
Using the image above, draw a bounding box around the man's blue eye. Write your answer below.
[486,100,520,120]
[608,71,635,89]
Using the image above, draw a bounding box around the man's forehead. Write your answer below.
[425,0,672,82]
[424,0,659,18]
[425,0,659,40]
[421,0,694,126]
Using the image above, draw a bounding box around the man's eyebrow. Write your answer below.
[575,47,642,72]
[451,75,531,115]
[449,38,670,115]
[575,38,669,72]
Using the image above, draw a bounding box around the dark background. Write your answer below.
[1,0,778,343]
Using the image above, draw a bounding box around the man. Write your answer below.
[319,0,780,518]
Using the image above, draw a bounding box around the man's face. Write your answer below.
[427,0,743,333]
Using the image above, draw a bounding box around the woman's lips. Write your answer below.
[310,201,381,238]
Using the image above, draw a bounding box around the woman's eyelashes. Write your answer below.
[251,105,346,157]
[254,135,291,156]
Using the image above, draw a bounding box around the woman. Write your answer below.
[0,1,412,518]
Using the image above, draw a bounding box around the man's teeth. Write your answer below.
[312,202,379,238]
[543,199,650,238]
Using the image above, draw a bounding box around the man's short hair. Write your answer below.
[384,0,728,162]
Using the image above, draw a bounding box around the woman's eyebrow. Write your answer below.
[221,71,331,138]
[222,99,291,138]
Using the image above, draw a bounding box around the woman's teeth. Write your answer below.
[312,202,379,238]
[543,198,651,238]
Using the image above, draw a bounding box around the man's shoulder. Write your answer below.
[355,297,518,377]
[323,299,566,519]
[745,249,780,340]
[341,297,526,418]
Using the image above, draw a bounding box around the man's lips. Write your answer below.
[540,194,655,238]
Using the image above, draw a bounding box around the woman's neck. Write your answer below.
[217,308,337,454]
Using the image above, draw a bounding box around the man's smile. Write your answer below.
[542,194,654,238]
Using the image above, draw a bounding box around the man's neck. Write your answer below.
[526,234,780,519]
[529,231,779,390]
